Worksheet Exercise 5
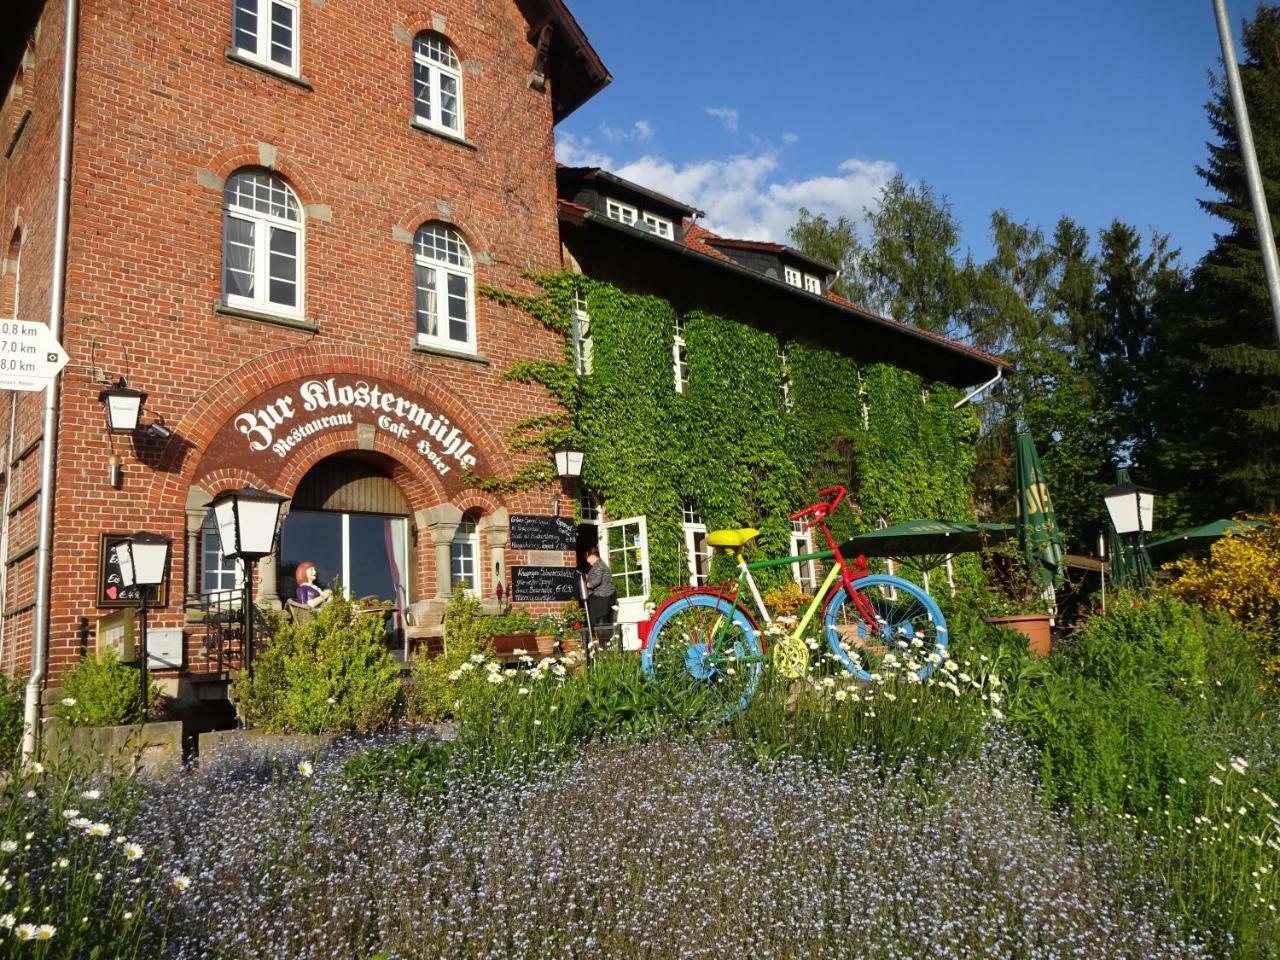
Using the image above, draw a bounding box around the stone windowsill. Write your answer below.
[412,342,489,365]
[409,119,477,151]
[215,302,317,333]
[225,49,314,91]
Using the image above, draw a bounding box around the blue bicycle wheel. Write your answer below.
[641,593,763,717]
[823,575,948,682]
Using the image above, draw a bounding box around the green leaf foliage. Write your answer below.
[235,596,401,734]
[489,272,984,598]
[52,650,154,727]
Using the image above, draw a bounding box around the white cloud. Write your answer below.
[705,106,739,132]
[555,131,614,169]
[616,154,896,242]
[782,131,800,144]
[599,119,654,144]
[554,132,897,242]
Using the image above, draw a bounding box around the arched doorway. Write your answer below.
[278,453,413,610]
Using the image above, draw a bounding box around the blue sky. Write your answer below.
[557,0,1236,266]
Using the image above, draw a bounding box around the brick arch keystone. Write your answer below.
[142,345,514,517]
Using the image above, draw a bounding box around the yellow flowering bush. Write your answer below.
[1167,517,1280,682]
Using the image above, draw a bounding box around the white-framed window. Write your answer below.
[779,346,793,414]
[571,282,593,376]
[201,511,241,595]
[682,505,711,586]
[605,199,638,226]
[577,486,603,525]
[222,168,304,318]
[451,514,480,595]
[414,222,475,353]
[232,0,299,75]
[412,32,463,137]
[673,312,688,394]
[603,515,649,600]
[641,212,674,239]
[784,265,802,288]
[790,520,818,592]
[803,273,821,294]
[857,370,870,430]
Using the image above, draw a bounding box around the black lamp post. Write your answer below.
[1103,481,1158,589]
[98,378,147,433]
[552,440,592,663]
[208,486,290,680]
[114,532,171,721]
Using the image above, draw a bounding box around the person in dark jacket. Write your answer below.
[582,546,617,649]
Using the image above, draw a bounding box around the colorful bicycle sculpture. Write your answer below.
[639,486,949,715]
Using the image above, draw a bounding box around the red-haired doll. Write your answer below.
[294,561,333,608]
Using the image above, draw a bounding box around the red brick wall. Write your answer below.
[1,0,576,684]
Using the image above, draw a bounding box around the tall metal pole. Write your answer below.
[243,560,255,681]
[137,591,149,723]
[23,0,80,763]
[1213,0,1280,349]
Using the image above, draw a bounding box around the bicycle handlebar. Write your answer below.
[789,486,847,528]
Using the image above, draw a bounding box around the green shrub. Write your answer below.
[0,673,21,764]
[52,650,154,727]
[235,595,402,733]
[410,589,495,722]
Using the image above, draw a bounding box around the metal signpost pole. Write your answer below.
[1213,0,1280,349]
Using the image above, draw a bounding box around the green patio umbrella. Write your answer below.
[1106,467,1156,587]
[1014,433,1066,589]
[840,519,1015,569]
[1146,518,1269,561]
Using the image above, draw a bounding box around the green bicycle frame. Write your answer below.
[703,548,841,665]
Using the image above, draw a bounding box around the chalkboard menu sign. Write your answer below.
[510,565,579,602]
[96,533,170,609]
[509,514,578,551]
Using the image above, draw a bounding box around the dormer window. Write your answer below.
[784,266,802,288]
[606,199,638,226]
[641,213,673,239]
[803,274,821,294]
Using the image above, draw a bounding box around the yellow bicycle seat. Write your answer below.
[707,528,760,549]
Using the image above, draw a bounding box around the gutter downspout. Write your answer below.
[22,0,79,762]
[953,368,1002,409]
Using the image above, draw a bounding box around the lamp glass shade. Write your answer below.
[1104,483,1157,535]
[209,487,290,560]
[98,381,146,433]
[116,533,170,588]
[553,442,585,479]
[130,533,171,586]
[212,496,240,558]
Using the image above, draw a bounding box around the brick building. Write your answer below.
[0,0,1007,724]
[0,0,609,714]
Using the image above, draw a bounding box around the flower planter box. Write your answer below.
[985,614,1053,657]
[491,632,556,659]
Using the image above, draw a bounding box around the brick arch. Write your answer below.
[452,490,503,517]
[141,344,513,517]
[203,144,324,209]
[397,200,494,259]
[402,22,470,64]
[273,431,447,512]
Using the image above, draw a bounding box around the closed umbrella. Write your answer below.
[1014,433,1066,590]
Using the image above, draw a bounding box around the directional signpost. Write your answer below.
[0,319,69,392]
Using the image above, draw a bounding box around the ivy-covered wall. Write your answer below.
[487,273,983,598]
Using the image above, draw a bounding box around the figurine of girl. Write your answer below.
[294,561,333,608]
